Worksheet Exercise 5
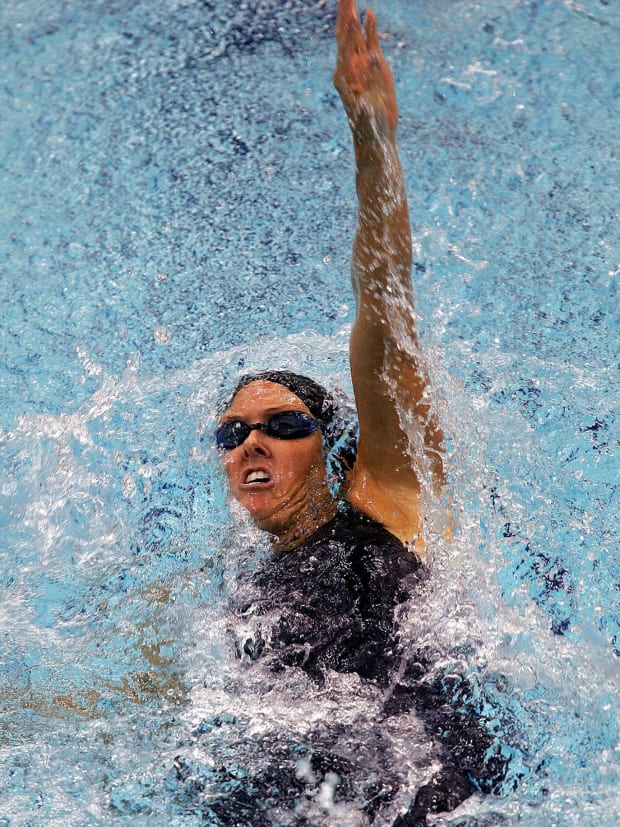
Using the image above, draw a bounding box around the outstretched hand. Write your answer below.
[334,0,398,144]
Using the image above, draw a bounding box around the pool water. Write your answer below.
[1,0,618,824]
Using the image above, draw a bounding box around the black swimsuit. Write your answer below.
[177,507,507,825]
[244,506,424,682]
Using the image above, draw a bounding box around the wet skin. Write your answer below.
[219,381,336,548]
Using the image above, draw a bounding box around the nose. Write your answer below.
[241,427,271,456]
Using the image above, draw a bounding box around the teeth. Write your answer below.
[245,471,270,484]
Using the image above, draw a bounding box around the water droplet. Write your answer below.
[154,325,172,345]
[122,474,136,499]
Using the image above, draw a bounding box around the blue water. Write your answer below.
[1,0,618,824]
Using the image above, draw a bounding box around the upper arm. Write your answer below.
[346,282,445,547]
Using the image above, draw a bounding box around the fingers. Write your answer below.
[334,0,365,95]
[336,3,384,67]
[364,8,380,56]
[336,0,361,35]
[336,0,364,54]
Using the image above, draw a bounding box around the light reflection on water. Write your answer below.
[0,0,618,824]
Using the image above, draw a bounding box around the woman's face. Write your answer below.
[218,380,333,539]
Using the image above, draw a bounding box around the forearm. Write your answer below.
[352,138,414,318]
[350,137,446,486]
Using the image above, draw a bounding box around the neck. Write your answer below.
[270,497,338,554]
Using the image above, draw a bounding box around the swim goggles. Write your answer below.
[215,411,321,451]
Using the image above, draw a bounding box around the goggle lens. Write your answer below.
[215,411,320,451]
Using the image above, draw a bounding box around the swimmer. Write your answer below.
[204,2,506,823]
[216,0,445,557]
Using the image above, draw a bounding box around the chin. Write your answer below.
[253,512,284,536]
[241,501,281,535]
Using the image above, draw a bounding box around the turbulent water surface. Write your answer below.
[1,0,618,824]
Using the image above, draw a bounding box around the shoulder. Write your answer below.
[329,505,425,578]
[326,506,427,613]
[256,505,425,592]
[345,462,427,552]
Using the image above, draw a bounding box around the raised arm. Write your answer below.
[334,0,444,546]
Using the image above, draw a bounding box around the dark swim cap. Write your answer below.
[228,370,334,425]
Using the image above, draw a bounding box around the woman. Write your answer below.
[203,2,506,823]
[216,0,444,557]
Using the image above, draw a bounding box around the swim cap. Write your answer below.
[227,370,334,424]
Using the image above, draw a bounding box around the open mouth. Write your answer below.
[244,470,271,486]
